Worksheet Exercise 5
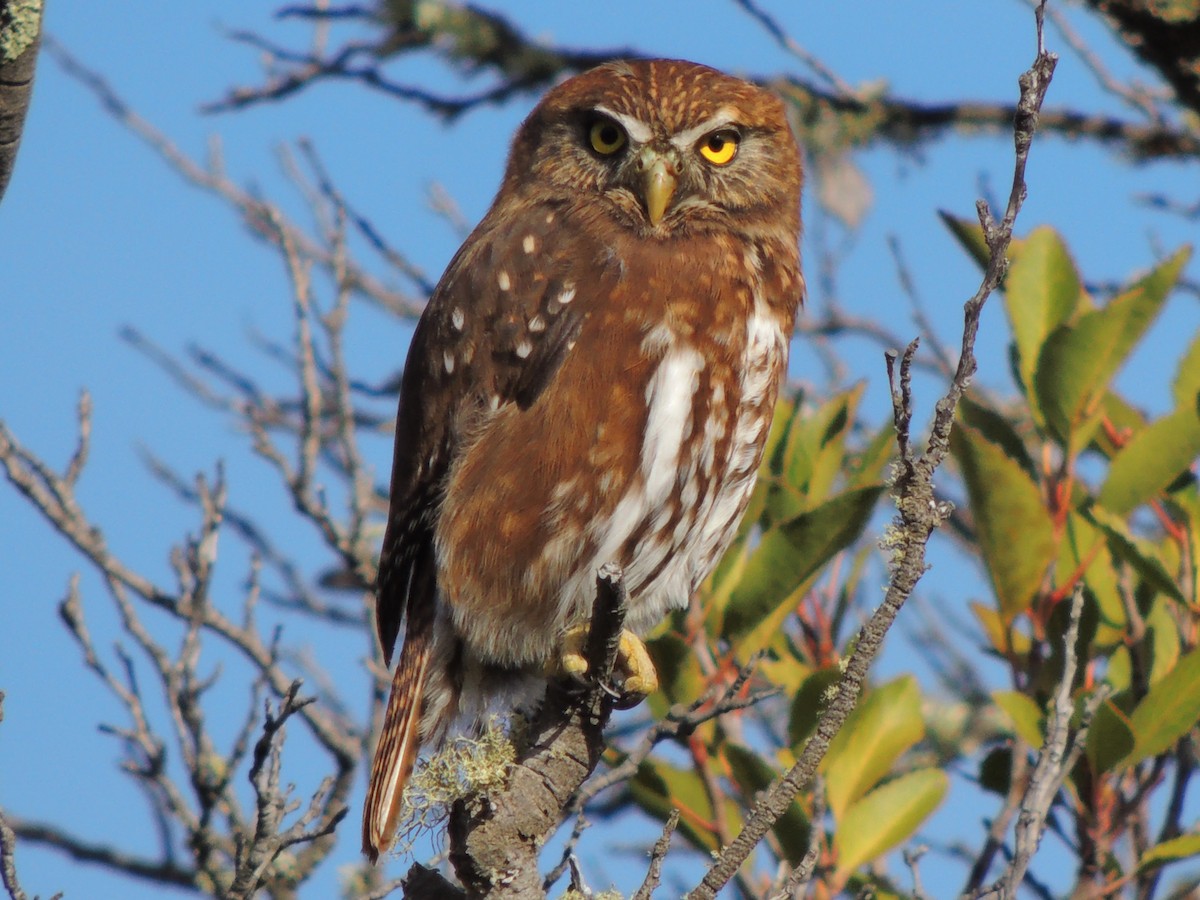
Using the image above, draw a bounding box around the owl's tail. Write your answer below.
[362,610,432,863]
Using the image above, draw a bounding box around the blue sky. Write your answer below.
[2,2,1197,898]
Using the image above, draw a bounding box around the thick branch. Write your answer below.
[438,566,628,900]
[0,0,43,203]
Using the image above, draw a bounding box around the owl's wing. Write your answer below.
[375,207,607,663]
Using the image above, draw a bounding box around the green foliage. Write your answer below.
[634,223,1199,892]
[943,221,1200,886]
[823,676,923,820]
[833,770,948,882]
[1121,647,1200,767]
[1034,249,1189,452]
[952,418,1057,622]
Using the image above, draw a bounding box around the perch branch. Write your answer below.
[437,566,629,899]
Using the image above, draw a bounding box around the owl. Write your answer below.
[363,58,803,861]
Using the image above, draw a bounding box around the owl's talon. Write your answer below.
[558,624,592,684]
[555,625,658,707]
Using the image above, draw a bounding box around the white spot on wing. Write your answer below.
[558,284,576,305]
[443,351,455,374]
[515,339,533,359]
[497,270,511,291]
[640,322,674,355]
[451,307,465,331]
[523,235,536,254]
[528,315,546,333]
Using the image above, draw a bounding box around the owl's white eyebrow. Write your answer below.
[592,106,653,144]
[670,110,740,150]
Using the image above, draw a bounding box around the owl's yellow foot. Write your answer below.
[557,625,659,707]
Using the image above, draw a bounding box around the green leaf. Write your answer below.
[1035,247,1190,452]
[788,665,843,748]
[767,385,863,522]
[1059,512,1125,645]
[938,210,990,271]
[1086,699,1135,774]
[723,744,810,863]
[1088,506,1186,603]
[1122,646,1200,767]
[833,769,948,880]
[1173,330,1200,410]
[992,690,1045,747]
[823,676,923,820]
[647,632,705,708]
[1166,488,1200,610]
[1098,406,1200,515]
[847,422,896,489]
[1138,833,1200,873]
[951,422,1056,621]
[958,396,1036,480]
[722,484,885,654]
[1146,598,1182,687]
[1004,226,1083,413]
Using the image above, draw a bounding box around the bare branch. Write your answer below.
[632,809,680,900]
[7,815,192,891]
[204,6,629,119]
[978,585,1111,900]
[41,38,425,319]
[731,0,859,98]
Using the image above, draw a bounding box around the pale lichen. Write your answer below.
[0,0,43,62]
[390,718,516,853]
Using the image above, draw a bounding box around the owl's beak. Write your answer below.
[643,156,677,226]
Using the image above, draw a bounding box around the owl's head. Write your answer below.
[501,59,802,238]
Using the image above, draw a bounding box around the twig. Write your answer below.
[978,585,1110,899]
[541,811,590,893]
[205,8,627,119]
[632,809,680,900]
[567,655,775,813]
[731,0,859,98]
[0,803,31,900]
[961,741,1031,893]
[887,235,955,377]
[1031,0,1166,122]
[41,38,424,319]
[904,844,930,900]
[6,816,193,890]
[768,775,825,899]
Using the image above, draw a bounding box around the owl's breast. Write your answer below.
[436,228,796,666]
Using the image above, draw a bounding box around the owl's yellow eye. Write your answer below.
[699,130,740,165]
[588,119,627,155]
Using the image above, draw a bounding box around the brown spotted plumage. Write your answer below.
[363,58,803,861]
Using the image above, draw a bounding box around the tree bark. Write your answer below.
[0,0,44,204]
